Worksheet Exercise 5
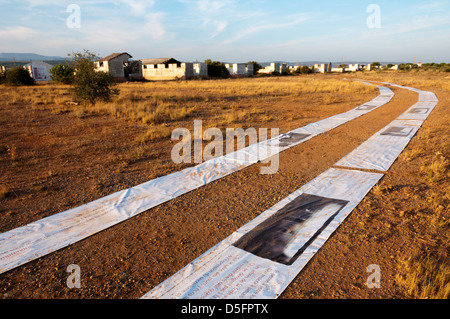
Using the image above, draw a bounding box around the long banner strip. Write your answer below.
[335,87,438,171]
[142,83,438,299]
[143,168,384,299]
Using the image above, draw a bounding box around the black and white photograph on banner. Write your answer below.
[233,194,349,265]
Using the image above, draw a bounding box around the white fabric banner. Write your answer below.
[0,85,394,275]
[334,119,422,172]
[397,101,438,121]
[143,168,383,299]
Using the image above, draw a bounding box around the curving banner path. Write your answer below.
[142,82,439,299]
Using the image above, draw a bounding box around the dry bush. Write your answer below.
[135,127,173,144]
[7,145,17,160]
[420,154,448,183]
[396,251,450,299]
[371,182,393,196]
[400,148,425,162]
[0,185,11,198]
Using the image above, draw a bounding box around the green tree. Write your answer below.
[69,50,119,104]
[295,65,313,74]
[50,64,75,84]
[4,67,35,86]
[0,69,5,84]
[205,59,229,78]
[441,64,450,72]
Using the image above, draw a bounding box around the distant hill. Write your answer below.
[0,53,66,62]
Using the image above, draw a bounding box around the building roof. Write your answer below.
[23,60,53,68]
[97,52,132,62]
[140,58,180,65]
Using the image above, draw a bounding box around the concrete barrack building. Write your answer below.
[141,58,208,80]
[225,63,254,77]
[95,53,209,81]
[23,60,53,81]
[331,67,346,73]
[193,62,208,78]
[94,52,142,81]
[348,64,361,72]
[313,63,333,73]
[258,62,287,74]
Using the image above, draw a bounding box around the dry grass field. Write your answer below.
[0,72,448,299]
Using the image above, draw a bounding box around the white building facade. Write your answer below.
[23,61,53,81]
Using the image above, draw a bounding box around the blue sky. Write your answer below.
[0,0,449,62]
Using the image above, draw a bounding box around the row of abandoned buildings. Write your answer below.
[94,52,255,81]
[1,52,382,82]
[94,54,376,81]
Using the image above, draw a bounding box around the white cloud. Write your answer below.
[120,0,156,15]
[144,12,167,39]
[177,0,235,37]
[210,20,228,38]
[196,0,234,13]
[221,13,310,44]
[411,1,448,13]
[0,26,38,41]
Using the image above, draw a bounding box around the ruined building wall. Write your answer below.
[142,63,194,80]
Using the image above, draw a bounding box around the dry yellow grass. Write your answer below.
[0,75,377,133]
[396,252,450,299]
[371,182,393,196]
[134,126,173,144]
[87,77,375,125]
[400,148,425,162]
[420,153,448,183]
[355,70,450,92]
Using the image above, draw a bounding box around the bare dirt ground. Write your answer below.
[0,73,448,299]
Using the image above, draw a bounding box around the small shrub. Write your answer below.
[420,155,448,183]
[205,59,229,78]
[69,50,119,105]
[7,145,17,160]
[50,64,75,84]
[0,185,11,198]
[371,183,393,196]
[4,67,35,86]
[294,66,313,74]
